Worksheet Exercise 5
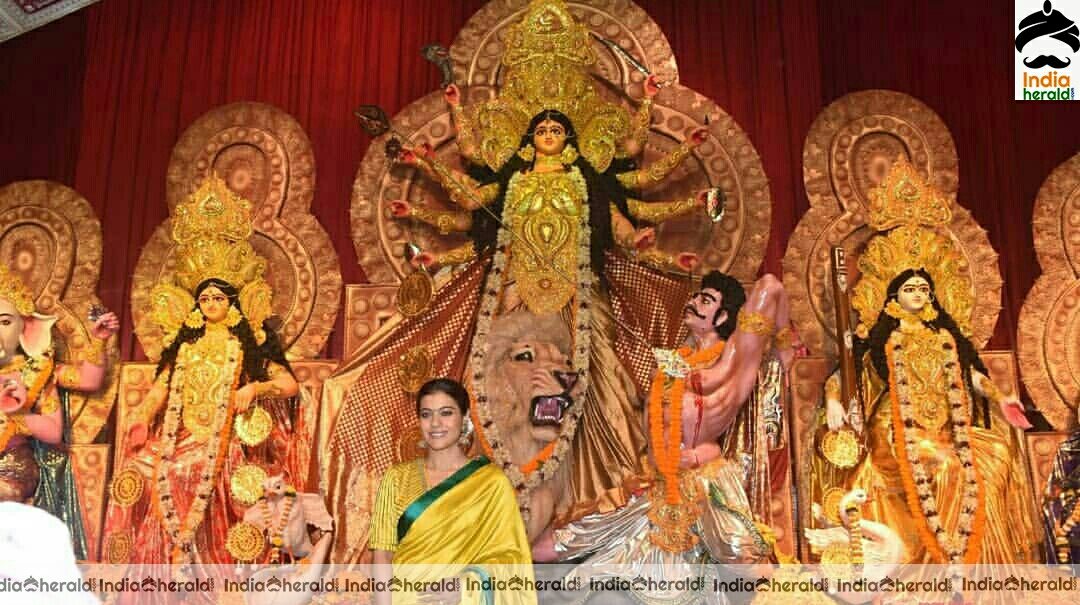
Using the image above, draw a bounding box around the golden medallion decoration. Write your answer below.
[104,530,134,564]
[396,270,434,318]
[645,480,703,553]
[819,542,856,579]
[397,345,433,394]
[230,464,268,506]
[109,467,145,508]
[817,427,864,469]
[822,488,846,526]
[226,521,266,563]
[234,405,274,447]
[646,501,701,553]
[183,401,218,444]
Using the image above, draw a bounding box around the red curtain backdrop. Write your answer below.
[1,0,1076,363]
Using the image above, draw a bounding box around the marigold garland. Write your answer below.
[468,167,592,518]
[153,332,243,571]
[886,326,986,565]
[0,354,56,450]
[650,374,684,504]
[262,488,297,563]
[470,406,561,476]
[647,341,726,505]
[21,356,54,410]
[0,416,19,452]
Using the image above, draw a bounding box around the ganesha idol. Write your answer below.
[0,263,118,559]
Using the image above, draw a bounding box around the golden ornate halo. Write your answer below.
[820,542,856,579]
[822,488,846,526]
[230,464,268,506]
[226,521,266,562]
[234,405,273,446]
[0,263,35,316]
[396,270,434,318]
[171,173,264,293]
[109,467,145,508]
[104,530,134,564]
[817,427,864,470]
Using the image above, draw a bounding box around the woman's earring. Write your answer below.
[417,439,428,450]
[184,309,205,329]
[517,144,535,162]
[458,416,474,446]
[560,145,579,165]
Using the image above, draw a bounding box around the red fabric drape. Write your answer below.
[0,0,1074,362]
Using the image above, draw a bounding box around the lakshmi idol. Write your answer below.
[102,175,300,601]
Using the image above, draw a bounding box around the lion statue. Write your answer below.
[477,310,584,543]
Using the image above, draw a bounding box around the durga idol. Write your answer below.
[384,0,723,543]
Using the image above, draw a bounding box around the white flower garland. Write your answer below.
[155,335,242,571]
[469,167,593,518]
[889,326,985,564]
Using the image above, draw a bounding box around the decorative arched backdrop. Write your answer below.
[0,0,1077,381]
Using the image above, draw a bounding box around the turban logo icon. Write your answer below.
[1016,1,1080,69]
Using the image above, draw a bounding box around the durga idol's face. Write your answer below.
[532,119,568,157]
[197,286,231,325]
[896,276,932,314]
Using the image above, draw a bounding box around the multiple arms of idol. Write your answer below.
[398,79,707,271]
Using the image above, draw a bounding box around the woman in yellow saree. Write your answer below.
[370,378,535,605]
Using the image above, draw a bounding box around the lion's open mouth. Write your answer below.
[530,393,572,426]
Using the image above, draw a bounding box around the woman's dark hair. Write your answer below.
[156,277,293,385]
[466,109,639,282]
[852,268,991,427]
[416,378,471,416]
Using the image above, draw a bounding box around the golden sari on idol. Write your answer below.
[370,456,536,605]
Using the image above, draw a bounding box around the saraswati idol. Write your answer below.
[806,159,1038,565]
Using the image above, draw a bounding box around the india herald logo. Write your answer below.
[1016,1,1079,99]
